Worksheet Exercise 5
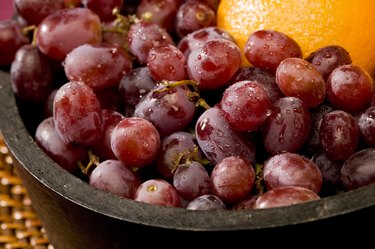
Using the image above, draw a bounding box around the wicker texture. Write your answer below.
[0,137,52,249]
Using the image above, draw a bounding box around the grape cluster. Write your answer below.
[2,0,375,211]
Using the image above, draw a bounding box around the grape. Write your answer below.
[82,0,123,22]
[319,110,359,161]
[36,7,102,61]
[263,152,322,193]
[340,148,375,190]
[173,161,211,201]
[133,83,196,138]
[187,39,241,90]
[254,186,320,209]
[177,26,235,59]
[326,64,374,114]
[43,89,58,118]
[101,20,129,49]
[14,0,65,25]
[111,117,161,168]
[118,67,156,116]
[127,21,174,65]
[35,117,87,173]
[244,29,302,73]
[305,104,334,154]
[53,81,104,146]
[231,195,258,210]
[91,109,124,160]
[89,159,141,199]
[261,97,311,155]
[0,20,29,65]
[311,151,344,196]
[210,156,255,205]
[186,0,220,11]
[136,0,182,33]
[195,106,257,165]
[219,80,271,131]
[10,44,53,103]
[146,44,187,82]
[357,106,375,147]
[186,194,226,210]
[175,2,216,38]
[156,131,203,180]
[305,45,352,81]
[134,179,181,207]
[275,57,326,108]
[229,66,284,102]
[64,43,133,90]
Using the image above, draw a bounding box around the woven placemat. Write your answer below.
[0,136,53,249]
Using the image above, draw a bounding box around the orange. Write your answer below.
[217,0,375,75]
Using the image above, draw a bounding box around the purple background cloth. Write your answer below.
[0,0,14,20]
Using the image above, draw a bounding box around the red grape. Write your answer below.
[187,39,241,90]
[64,43,133,90]
[136,0,182,33]
[175,2,216,38]
[35,117,88,173]
[177,26,235,59]
[244,29,302,73]
[89,159,141,199]
[156,131,203,180]
[133,84,196,138]
[14,0,65,25]
[195,106,257,165]
[357,106,375,147]
[305,45,352,80]
[340,148,375,190]
[134,179,181,207]
[326,64,374,114]
[186,194,226,210]
[219,80,271,131]
[36,7,102,61]
[127,21,174,65]
[263,152,322,193]
[111,117,161,168]
[229,66,284,102]
[319,110,359,161]
[173,161,211,201]
[82,0,123,22]
[10,44,53,103]
[53,81,104,146]
[211,156,255,205]
[146,44,187,81]
[276,57,326,108]
[91,109,124,160]
[261,97,311,155]
[254,186,320,209]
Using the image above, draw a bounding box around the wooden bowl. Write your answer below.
[0,69,374,248]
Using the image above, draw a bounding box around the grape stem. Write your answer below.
[254,163,265,195]
[158,80,211,110]
[77,150,101,176]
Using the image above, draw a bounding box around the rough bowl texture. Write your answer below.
[0,69,374,248]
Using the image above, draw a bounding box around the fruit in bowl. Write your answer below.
[1,0,375,248]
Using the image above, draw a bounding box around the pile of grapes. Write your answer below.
[1,0,375,211]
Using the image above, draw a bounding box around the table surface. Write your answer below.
[0,135,53,248]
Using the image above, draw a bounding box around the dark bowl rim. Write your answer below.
[1,69,375,231]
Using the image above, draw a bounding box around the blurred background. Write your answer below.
[0,0,13,20]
